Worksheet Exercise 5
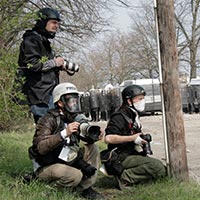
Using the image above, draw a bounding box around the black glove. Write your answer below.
[81,164,97,178]
[73,157,97,178]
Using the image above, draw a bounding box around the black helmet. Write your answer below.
[34,7,60,38]
[37,7,61,21]
[122,84,146,102]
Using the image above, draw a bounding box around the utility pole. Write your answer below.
[154,0,189,180]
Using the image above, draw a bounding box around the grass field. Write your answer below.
[1,123,200,200]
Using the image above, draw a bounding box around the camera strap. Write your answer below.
[120,112,133,124]
[120,112,136,134]
[119,110,142,134]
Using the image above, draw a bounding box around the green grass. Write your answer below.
[1,126,200,200]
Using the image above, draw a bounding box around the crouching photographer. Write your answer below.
[103,84,167,190]
[28,82,105,200]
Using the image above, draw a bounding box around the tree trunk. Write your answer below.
[156,0,189,180]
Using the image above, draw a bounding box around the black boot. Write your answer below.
[81,187,105,200]
[22,172,36,184]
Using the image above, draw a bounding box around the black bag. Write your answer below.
[100,148,124,176]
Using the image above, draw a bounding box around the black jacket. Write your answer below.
[18,29,59,105]
[105,105,142,160]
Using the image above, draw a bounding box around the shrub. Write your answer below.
[0,49,30,130]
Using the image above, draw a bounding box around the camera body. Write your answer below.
[140,134,153,155]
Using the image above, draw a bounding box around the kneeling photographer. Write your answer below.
[28,82,105,200]
[103,84,167,190]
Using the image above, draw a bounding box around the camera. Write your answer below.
[74,114,101,143]
[63,60,79,75]
[140,134,153,155]
[79,123,101,143]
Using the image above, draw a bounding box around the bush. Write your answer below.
[0,49,30,130]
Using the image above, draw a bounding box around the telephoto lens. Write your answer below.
[79,123,101,143]
[63,60,79,72]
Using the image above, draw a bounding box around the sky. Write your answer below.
[80,1,146,51]
[110,0,143,32]
[111,6,133,32]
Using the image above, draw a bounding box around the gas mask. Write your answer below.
[61,94,81,113]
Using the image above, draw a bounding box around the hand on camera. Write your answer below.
[134,133,147,145]
[66,122,80,137]
[54,57,65,67]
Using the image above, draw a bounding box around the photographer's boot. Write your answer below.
[22,172,37,184]
[81,187,105,200]
[114,175,132,190]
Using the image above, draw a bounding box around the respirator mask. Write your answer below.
[133,99,145,112]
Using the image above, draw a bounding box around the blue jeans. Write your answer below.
[30,95,54,124]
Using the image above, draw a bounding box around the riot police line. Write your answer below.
[79,80,163,121]
[79,79,164,121]
[79,87,122,122]
[79,78,200,121]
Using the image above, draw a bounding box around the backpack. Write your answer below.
[100,148,124,176]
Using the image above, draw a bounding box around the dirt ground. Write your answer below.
[95,113,200,183]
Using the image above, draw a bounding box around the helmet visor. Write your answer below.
[62,94,81,113]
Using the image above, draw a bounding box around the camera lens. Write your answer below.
[141,134,153,155]
[64,60,79,72]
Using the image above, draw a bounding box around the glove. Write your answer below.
[135,135,143,145]
[81,164,97,178]
[72,157,97,178]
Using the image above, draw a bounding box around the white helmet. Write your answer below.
[53,82,79,103]
[104,84,113,91]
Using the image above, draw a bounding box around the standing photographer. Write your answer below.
[18,7,78,124]
[103,84,166,189]
[28,82,105,199]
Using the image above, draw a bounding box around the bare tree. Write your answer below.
[175,0,200,80]
[61,31,135,90]
[60,47,108,91]
[119,1,161,80]
[96,32,136,86]
[128,0,200,80]
[18,0,132,53]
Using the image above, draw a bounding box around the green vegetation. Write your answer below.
[0,1,32,130]
[0,49,30,130]
[0,127,200,200]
